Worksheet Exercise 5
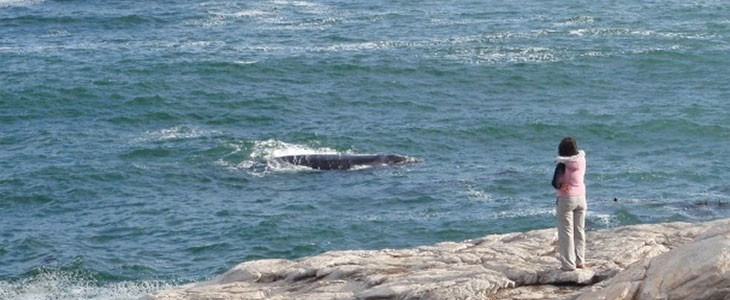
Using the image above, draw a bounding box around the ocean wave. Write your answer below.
[270,0,333,14]
[429,17,491,26]
[135,126,221,143]
[630,118,729,139]
[304,32,555,54]
[309,41,396,52]
[493,206,556,219]
[224,33,564,61]
[440,46,562,65]
[233,60,259,65]
[0,39,198,55]
[458,180,493,202]
[568,28,657,37]
[195,0,339,30]
[567,28,716,40]
[667,203,719,219]
[558,15,595,25]
[0,269,172,300]
[356,208,446,222]
[589,213,620,227]
[0,28,581,61]
[231,9,270,18]
[0,0,43,8]
[579,51,608,57]
[0,14,165,28]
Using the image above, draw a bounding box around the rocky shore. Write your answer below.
[148,218,730,299]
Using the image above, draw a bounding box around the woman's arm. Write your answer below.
[551,163,565,189]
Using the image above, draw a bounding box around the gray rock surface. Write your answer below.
[147,218,730,300]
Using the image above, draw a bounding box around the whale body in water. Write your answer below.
[272,154,418,170]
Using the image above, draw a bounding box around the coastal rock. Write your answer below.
[148,219,730,300]
[578,219,730,300]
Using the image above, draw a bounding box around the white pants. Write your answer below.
[556,195,586,270]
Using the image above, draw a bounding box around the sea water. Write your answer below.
[1,0,728,298]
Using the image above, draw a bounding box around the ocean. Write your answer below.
[1,0,728,298]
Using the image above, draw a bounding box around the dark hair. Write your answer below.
[558,137,579,157]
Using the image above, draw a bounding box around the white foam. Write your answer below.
[628,44,683,54]
[271,0,330,12]
[568,29,589,36]
[234,60,259,65]
[196,0,338,30]
[429,18,489,26]
[232,32,569,58]
[458,180,493,202]
[566,27,713,40]
[312,41,385,52]
[45,29,71,37]
[137,126,219,142]
[255,140,340,173]
[589,213,620,227]
[557,16,594,26]
[219,139,343,176]
[461,46,560,65]
[214,158,240,171]
[0,271,173,300]
[349,164,375,171]
[580,51,606,57]
[466,189,492,202]
[0,0,43,8]
[249,139,339,159]
[232,9,270,18]
[493,206,555,219]
[569,28,644,37]
[186,13,230,28]
[357,210,446,222]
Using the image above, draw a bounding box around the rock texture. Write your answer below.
[148,219,730,300]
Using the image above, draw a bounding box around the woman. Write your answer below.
[551,137,587,271]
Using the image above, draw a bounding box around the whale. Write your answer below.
[272,154,418,170]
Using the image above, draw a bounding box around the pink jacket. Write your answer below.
[556,150,586,197]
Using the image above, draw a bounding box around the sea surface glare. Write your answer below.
[1,0,729,298]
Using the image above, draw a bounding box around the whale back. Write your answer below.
[273,154,414,170]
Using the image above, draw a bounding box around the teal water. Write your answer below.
[1,0,729,298]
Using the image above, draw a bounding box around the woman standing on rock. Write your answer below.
[551,137,587,271]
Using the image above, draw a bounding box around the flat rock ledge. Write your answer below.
[147,218,730,300]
